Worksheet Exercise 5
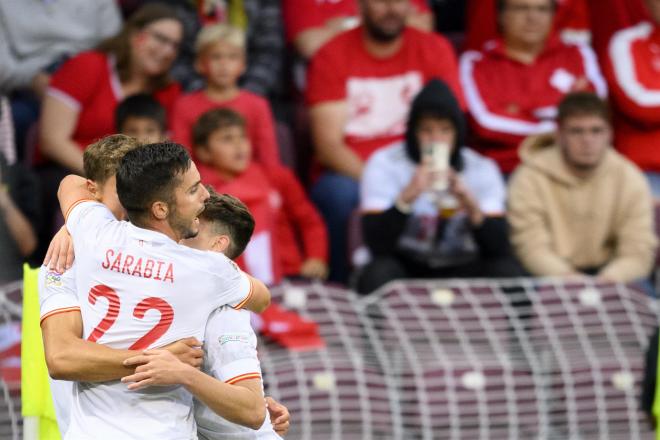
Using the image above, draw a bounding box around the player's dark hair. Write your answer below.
[557,92,611,126]
[115,94,167,133]
[199,186,254,259]
[84,134,141,184]
[496,0,557,13]
[116,142,191,225]
[192,108,246,149]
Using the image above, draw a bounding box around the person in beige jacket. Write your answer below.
[508,92,657,283]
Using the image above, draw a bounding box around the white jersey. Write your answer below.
[64,200,253,440]
[38,265,79,435]
[195,307,281,440]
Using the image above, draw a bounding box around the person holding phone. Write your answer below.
[357,79,522,294]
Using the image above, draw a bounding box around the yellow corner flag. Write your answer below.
[21,264,61,440]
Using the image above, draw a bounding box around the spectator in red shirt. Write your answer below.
[306,0,464,283]
[193,108,329,284]
[39,3,183,175]
[465,0,591,51]
[284,0,434,60]
[602,0,660,196]
[459,0,607,173]
[170,24,281,167]
[34,4,183,263]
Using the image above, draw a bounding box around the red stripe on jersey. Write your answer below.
[226,372,261,385]
[40,306,81,326]
[64,198,96,222]
[232,277,254,310]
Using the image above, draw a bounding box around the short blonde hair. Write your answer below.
[195,24,246,55]
[84,134,141,183]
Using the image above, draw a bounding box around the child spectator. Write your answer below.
[116,94,167,144]
[171,24,280,167]
[193,108,329,284]
[358,79,520,294]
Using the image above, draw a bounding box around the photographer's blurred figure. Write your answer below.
[357,79,521,295]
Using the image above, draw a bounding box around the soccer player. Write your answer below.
[55,141,270,438]
[41,136,288,437]
[39,135,203,434]
[123,189,290,438]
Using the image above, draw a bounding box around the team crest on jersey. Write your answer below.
[45,271,63,288]
[219,334,250,345]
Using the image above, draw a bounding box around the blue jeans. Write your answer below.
[645,172,660,199]
[311,173,359,284]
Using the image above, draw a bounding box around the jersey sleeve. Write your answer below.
[210,254,253,310]
[206,309,261,384]
[65,200,116,246]
[38,265,80,324]
[47,51,105,112]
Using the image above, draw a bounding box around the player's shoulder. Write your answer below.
[209,306,253,331]
[176,245,241,277]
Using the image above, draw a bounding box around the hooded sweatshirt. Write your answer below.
[508,133,657,282]
[361,79,510,267]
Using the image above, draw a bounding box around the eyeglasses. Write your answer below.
[504,3,555,15]
[144,29,181,51]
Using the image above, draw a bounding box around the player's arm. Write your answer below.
[240,274,270,314]
[56,174,93,220]
[41,311,203,381]
[122,350,266,430]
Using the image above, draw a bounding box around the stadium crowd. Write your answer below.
[1,0,659,292]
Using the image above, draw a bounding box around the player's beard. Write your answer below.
[168,205,199,240]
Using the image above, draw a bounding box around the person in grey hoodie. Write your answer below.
[357,79,522,294]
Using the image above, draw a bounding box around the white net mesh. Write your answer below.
[4,278,658,439]
[261,279,658,439]
[0,280,23,440]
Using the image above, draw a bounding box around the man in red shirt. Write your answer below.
[460,0,607,173]
[305,0,463,283]
[603,0,660,196]
[283,0,433,59]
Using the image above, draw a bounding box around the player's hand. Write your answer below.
[266,396,290,436]
[121,349,192,390]
[44,225,75,272]
[163,337,203,369]
[299,258,329,280]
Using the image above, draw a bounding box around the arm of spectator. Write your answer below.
[123,350,266,429]
[407,9,434,32]
[276,168,328,278]
[598,173,657,282]
[507,169,576,276]
[0,30,50,94]
[42,310,203,381]
[95,0,122,42]
[253,98,281,167]
[294,17,354,60]
[242,0,285,96]
[0,180,37,257]
[310,101,363,179]
[39,94,84,174]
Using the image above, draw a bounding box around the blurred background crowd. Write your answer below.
[1,0,660,297]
